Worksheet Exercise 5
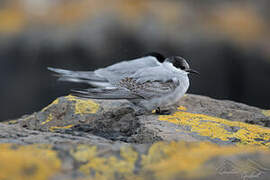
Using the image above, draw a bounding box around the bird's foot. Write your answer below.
[155,107,172,115]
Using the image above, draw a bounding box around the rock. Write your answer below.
[0,141,270,180]
[1,94,270,179]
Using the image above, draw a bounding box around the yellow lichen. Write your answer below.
[70,145,138,180]
[0,144,61,180]
[262,110,270,117]
[49,124,74,132]
[2,119,18,125]
[0,142,268,180]
[177,106,187,111]
[41,113,53,125]
[70,141,270,179]
[141,141,269,179]
[66,95,99,114]
[38,95,99,126]
[41,99,59,112]
[159,111,270,147]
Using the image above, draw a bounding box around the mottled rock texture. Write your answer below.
[1,94,270,180]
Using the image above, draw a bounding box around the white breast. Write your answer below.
[164,74,190,106]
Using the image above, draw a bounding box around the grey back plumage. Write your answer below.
[48,55,162,87]
[94,56,162,84]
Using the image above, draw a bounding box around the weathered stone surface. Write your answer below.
[11,94,270,145]
[179,95,270,127]
[1,94,270,179]
[0,141,270,180]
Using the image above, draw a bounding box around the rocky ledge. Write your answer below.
[1,94,270,180]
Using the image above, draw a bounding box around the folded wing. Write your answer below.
[118,77,177,99]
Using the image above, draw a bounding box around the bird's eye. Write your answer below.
[179,65,186,70]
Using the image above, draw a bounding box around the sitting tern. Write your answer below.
[48,53,199,114]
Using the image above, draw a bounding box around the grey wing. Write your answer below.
[118,77,178,99]
[95,56,160,81]
[70,77,177,100]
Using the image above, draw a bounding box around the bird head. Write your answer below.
[166,56,200,75]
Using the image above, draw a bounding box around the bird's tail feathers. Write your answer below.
[47,67,108,85]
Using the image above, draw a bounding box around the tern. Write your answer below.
[48,53,199,114]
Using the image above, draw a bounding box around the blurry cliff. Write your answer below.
[0,0,270,121]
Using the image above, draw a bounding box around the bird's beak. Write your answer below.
[185,69,200,76]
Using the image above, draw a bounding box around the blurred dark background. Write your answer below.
[0,0,270,121]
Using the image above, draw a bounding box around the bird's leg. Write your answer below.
[155,107,171,115]
[156,107,161,114]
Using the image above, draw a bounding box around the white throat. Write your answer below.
[163,61,188,75]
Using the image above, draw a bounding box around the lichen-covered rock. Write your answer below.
[12,94,270,145]
[1,94,270,179]
[0,142,270,180]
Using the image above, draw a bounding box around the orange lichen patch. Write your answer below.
[0,144,61,180]
[65,95,99,115]
[49,124,74,132]
[70,145,138,179]
[262,110,270,117]
[159,112,270,147]
[141,141,270,179]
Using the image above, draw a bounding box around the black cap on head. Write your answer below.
[167,56,190,70]
[146,52,166,63]
[167,56,200,75]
